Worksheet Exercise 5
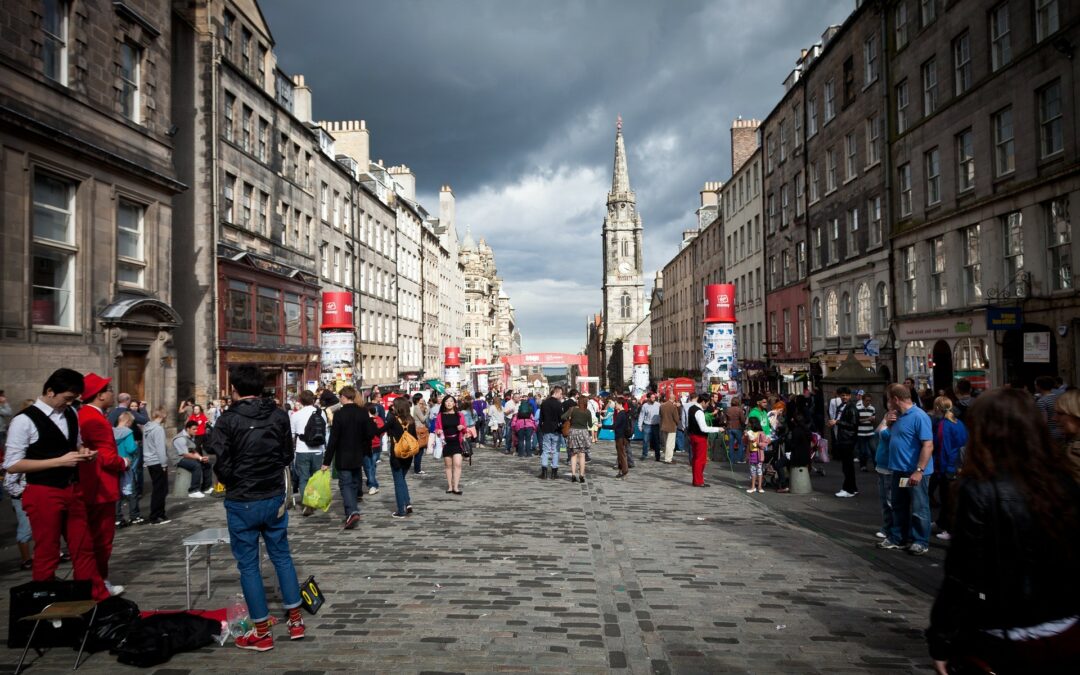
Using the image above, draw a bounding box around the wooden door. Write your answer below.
[119,352,147,402]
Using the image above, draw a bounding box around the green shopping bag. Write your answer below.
[301,469,332,512]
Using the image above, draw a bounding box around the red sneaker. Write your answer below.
[235,629,274,651]
[287,618,306,640]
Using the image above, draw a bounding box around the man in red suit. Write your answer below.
[77,373,128,596]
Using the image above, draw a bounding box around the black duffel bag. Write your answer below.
[83,596,140,653]
[113,613,221,668]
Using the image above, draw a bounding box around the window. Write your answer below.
[845,133,857,180]
[931,236,947,307]
[766,133,774,173]
[925,148,941,205]
[812,297,822,338]
[856,283,871,334]
[222,10,234,53]
[824,79,836,122]
[794,104,802,147]
[795,172,804,216]
[782,250,791,285]
[963,225,982,302]
[223,173,236,222]
[1003,211,1024,285]
[769,313,778,351]
[896,2,909,49]
[241,105,252,152]
[464,322,472,338]
[843,56,856,106]
[1039,79,1063,158]
[953,32,971,95]
[117,200,144,286]
[846,208,859,257]
[957,129,975,192]
[120,42,141,122]
[798,305,807,350]
[841,292,853,335]
[42,0,68,84]
[869,195,883,246]
[994,107,1015,176]
[768,255,778,290]
[809,162,820,202]
[896,80,909,133]
[876,282,889,331]
[825,148,837,192]
[223,92,235,142]
[898,163,912,216]
[225,280,252,341]
[1037,0,1059,42]
[865,115,881,166]
[767,193,776,232]
[808,95,818,137]
[903,245,918,312]
[922,57,937,117]
[783,309,792,352]
[812,227,822,269]
[1046,198,1072,290]
[284,293,301,345]
[991,3,1011,71]
[332,247,341,283]
[320,245,328,278]
[620,293,631,319]
[258,191,269,235]
[781,184,790,226]
[258,118,268,162]
[921,0,936,26]
[241,27,252,74]
[32,172,76,328]
[242,183,253,226]
[826,291,839,337]
[829,218,840,263]
[320,183,328,221]
[332,191,340,229]
[779,120,787,162]
[864,34,879,85]
[796,240,806,279]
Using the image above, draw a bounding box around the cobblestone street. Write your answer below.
[1,443,936,674]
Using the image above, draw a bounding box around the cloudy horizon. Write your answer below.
[260,0,855,354]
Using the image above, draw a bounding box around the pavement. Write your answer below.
[0,441,939,674]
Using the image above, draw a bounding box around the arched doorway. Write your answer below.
[932,339,953,396]
[1002,323,1058,391]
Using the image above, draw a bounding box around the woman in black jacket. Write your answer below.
[384,397,415,519]
[612,397,632,479]
[926,388,1080,674]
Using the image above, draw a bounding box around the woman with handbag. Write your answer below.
[926,388,1080,674]
[435,395,466,496]
[561,395,594,483]
[385,398,415,519]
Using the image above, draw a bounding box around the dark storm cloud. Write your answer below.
[261,0,854,352]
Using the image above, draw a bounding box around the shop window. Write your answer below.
[284,293,302,345]
[306,301,317,346]
[256,286,281,345]
[905,339,929,380]
[225,280,252,342]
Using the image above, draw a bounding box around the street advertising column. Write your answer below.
[320,291,355,389]
[474,358,489,395]
[702,284,739,398]
[631,344,650,398]
[444,346,462,391]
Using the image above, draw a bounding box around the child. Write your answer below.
[744,417,768,494]
[114,411,141,525]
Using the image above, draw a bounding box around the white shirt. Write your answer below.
[3,399,81,470]
[290,405,325,453]
[693,408,723,434]
[502,399,517,417]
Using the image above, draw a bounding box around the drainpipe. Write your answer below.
[880,1,899,384]
[208,1,221,398]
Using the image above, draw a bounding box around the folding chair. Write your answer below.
[15,599,98,675]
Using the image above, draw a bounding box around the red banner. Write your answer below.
[444,346,461,366]
[704,283,737,323]
[320,291,354,330]
[633,345,649,364]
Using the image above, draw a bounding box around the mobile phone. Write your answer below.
[897,477,910,488]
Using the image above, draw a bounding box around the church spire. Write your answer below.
[610,115,633,198]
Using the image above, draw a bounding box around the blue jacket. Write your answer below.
[932,417,968,475]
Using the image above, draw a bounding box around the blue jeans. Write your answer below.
[540,432,561,468]
[641,424,658,458]
[294,452,322,496]
[516,428,535,457]
[115,459,140,520]
[412,447,424,474]
[727,429,745,462]
[888,472,930,547]
[338,468,362,517]
[362,454,379,489]
[876,470,894,536]
[505,424,514,453]
[224,494,302,622]
[856,435,877,467]
[675,429,687,453]
[12,496,32,543]
[391,466,410,515]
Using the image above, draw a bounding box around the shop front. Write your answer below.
[897,313,991,395]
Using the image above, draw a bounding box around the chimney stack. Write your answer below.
[292,74,312,124]
[388,164,417,201]
[730,118,761,175]
[317,120,369,168]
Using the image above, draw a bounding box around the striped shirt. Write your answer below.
[856,403,876,438]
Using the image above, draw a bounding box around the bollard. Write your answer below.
[171,467,193,497]
[789,465,813,494]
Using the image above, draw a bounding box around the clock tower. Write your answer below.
[601,117,646,387]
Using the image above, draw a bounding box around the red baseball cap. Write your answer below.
[82,373,112,400]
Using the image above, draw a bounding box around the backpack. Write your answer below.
[300,408,326,447]
[393,426,421,459]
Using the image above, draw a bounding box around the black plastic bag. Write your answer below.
[113,613,220,668]
[83,596,140,653]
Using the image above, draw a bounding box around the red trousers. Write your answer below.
[690,434,709,486]
[85,501,117,582]
[22,484,109,601]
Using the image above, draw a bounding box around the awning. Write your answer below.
[99,296,181,328]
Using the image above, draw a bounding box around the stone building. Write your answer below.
[420,217,443,380]
[459,228,522,372]
[720,121,766,389]
[803,3,892,381]
[387,166,425,385]
[436,186,466,367]
[887,0,1079,390]
[353,160,399,389]
[0,0,184,406]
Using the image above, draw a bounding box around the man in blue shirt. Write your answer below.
[877,383,934,555]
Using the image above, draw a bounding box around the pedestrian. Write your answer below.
[3,369,108,599]
[410,392,429,475]
[562,394,594,483]
[929,396,967,542]
[855,392,878,471]
[952,378,974,420]
[290,391,326,514]
[364,403,385,495]
[537,386,565,479]
[435,394,466,495]
[471,393,488,446]
[745,417,768,494]
[485,395,505,454]
[113,412,141,526]
[612,397,632,479]
[208,364,305,651]
[658,394,679,463]
[1035,375,1064,446]
[1054,389,1080,479]
[725,397,747,462]
[748,395,773,438]
[174,419,212,497]
[141,407,170,524]
[925,388,1080,673]
[638,391,661,460]
[877,383,934,556]
[827,387,860,498]
[77,373,129,597]
[0,389,13,450]
[686,393,723,487]
[512,406,537,458]
[384,397,416,519]
[320,387,377,530]
[586,394,600,444]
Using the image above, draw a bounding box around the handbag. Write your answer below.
[299,575,325,615]
[561,417,572,437]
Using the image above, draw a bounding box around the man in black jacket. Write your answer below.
[537,386,565,480]
[208,365,304,651]
[827,387,860,498]
[320,386,377,530]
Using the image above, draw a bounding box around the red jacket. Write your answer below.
[77,405,127,504]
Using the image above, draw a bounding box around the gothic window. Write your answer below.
[621,240,631,257]
[856,283,871,334]
[620,293,631,319]
[826,291,839,337]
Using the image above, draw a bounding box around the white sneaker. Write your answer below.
[757,489,765,493]
[835,490,855,498]
[105,581,125,597]
[188,491,206,498]
[875,530,887,538]
[935,531,952,541]
[746,488,756,493]
[368,487,379,495]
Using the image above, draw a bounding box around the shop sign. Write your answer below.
[863,338,881,357]
[703,284,737,323]
[986,306,1023,331]
[898,317,982,340]
[321,292,354,330]
[1023,332,1051,363]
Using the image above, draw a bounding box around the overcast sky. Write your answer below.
[261,0,855,355]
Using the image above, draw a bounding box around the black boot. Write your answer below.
[551,468,559,480]
[538,467,549,479]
